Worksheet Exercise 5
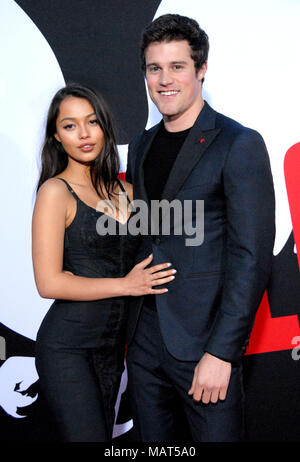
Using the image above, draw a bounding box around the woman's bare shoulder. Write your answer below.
[36,177,71,204]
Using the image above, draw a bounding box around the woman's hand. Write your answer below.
[124,254,176,296]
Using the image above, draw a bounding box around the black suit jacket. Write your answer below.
[126,102,275,363]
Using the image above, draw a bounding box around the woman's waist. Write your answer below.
[37,298,127,349]
[41,298,127,331]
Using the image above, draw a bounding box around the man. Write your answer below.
[125,14,275,442]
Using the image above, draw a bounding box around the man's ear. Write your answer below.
[197,62,208,82]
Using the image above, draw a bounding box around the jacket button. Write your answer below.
[155,237,161,245]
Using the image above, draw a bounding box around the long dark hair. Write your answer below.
[37,83,120,200]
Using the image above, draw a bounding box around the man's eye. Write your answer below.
[173,65,183,70]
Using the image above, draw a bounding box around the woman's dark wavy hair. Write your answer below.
[140,14,209,80]
[37,83,120,200]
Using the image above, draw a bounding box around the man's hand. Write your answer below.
[188,352,232,404]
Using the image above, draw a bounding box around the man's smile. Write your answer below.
[158,90,180,96]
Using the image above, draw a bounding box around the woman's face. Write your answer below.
[54,96,105,165]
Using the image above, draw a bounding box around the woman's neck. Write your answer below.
[61,162,92,186]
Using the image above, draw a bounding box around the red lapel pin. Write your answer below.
[200,138,205,143]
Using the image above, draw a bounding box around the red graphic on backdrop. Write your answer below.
[246,142,300,355]
[118,172,126,181]
[245,291,300,354]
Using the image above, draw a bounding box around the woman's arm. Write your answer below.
[32,179,174,301]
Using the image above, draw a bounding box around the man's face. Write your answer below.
[145,40,207,130]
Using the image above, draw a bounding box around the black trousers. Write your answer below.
[126,305,245,442]
[35,344,123,442]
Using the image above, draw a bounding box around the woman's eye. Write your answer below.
[63,123,74,130]
[89,119,99,125]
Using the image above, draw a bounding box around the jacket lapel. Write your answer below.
[134,122,162,203]
[134,102,222,205]
[161,102,221,202]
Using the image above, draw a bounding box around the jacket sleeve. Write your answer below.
[204,129,275,362]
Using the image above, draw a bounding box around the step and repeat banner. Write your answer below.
[0,0,299,442]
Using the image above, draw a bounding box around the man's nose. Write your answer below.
[159,69,173,86]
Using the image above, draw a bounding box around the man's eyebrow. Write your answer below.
[146,60,187,67]
[58,112,96,123]
[146,62,159,68]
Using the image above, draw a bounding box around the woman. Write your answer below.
[32,83,175,441]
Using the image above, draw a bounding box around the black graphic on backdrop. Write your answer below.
[16,0,161,144]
